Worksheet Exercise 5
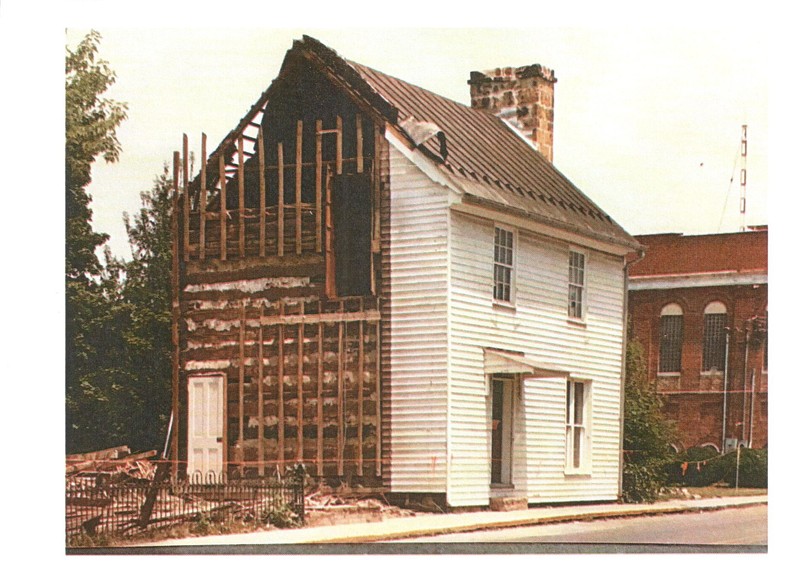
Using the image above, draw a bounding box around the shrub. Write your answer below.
[622,462,666,503]
[669,447,767,488]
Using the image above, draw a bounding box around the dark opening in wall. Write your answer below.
[332,172,371,297]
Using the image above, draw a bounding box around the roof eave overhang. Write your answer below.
[452,193,641,258]
[484,348,571,379]
[629,271,768,290]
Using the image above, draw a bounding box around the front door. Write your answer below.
[187,375,224,481]
[491,376,514,485]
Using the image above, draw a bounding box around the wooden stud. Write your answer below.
[277,305,285,471]
[317,319,324,476]
[357,307,364,476]
[237,136,245,258]
[337,317,345,477]
[375,321,382,476]
[356,113,363,174]
[258,130,266,257]
[199,133,207,261]
[315,120,322,253]
[258,304,264,476]
[335,115,343,175]
[170,150,181,481]
[182,134,190,261]
[219,154,227,261]
[297,302,305,463]
[295,119,303,255]
[238,305,245,448]
[277,142,284,256]
[324,165,335,297]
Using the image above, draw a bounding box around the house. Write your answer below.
[627,228,768,453]
[170,35,642,508]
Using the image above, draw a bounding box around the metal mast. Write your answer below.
[739,124,748,231]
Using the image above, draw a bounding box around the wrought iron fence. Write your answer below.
[66,466,305,541]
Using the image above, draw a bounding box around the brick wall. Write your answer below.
[628,283,768,451]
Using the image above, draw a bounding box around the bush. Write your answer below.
[622,462,667,503]
[669,447,767,488]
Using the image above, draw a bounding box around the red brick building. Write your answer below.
[627,228,768,453]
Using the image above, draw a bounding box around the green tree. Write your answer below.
[65,30,128,453]
[115,168,174,451]
[621,339,677,502]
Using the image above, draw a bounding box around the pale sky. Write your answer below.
[61,23,772,259]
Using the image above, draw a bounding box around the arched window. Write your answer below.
[658,303,683,373]
[702,302,728,372]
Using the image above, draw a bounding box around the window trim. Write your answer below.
[565,379,591,475]
[567,248,587,322]
[492,224,516,306]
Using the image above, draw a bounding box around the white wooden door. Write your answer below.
[187,375,224,481]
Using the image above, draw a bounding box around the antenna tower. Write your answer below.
[739,125,748,231]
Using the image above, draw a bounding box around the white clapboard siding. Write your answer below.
[446,211,626,506]
[386,144,449,492]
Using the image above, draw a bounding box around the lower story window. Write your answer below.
[566,380,590,472]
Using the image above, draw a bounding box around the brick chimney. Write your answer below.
[468,65,557,163]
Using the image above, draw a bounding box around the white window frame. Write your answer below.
[493,225,516,306]
[658,303,684,374]
[568,249,587,321]
[702,301,728,373]
[565,379,591,475]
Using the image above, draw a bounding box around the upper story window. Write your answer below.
[568,250,586,319]
[493,226,514,303]
[659,303,684,373]
[702,301,728,372]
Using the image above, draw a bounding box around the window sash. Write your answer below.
[493,227,514,303]
[568,251,585,319]
[659,314,684,373]
[565,381,587,470]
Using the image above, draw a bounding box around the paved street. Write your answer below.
[394,504,767,546]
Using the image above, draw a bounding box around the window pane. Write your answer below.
[573,383,584,425]
[573,428,582,468]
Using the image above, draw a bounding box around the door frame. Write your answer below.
[187,373,227,481]
[490,374,516,488]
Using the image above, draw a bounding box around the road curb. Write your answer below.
[307,498,768,544]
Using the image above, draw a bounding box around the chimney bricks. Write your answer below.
[468,64,557,163]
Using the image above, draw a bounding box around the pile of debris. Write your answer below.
[66,445,159,483]
[303,484,419,526]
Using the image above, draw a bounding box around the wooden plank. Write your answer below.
[219,154,227,261]
[317,319,324,476]
[337,313,344,476]
[183,134,190,261]
[357,313,364,476]
[258,130,266,257]
[336,115,343,175]
[297,303,305,463]
[238,305,245,446]
[200,133,207,261]
[356,113,363,173]
[258,304,264,475]
[295,119,303,255]
[315,119,322,253]
[259,309,381,327]
[277,142,284,256]
[170,151,181,481]
[277,307,285,471]
[238,136,245,258]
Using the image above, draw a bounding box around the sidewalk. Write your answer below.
[147,495,767,547]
